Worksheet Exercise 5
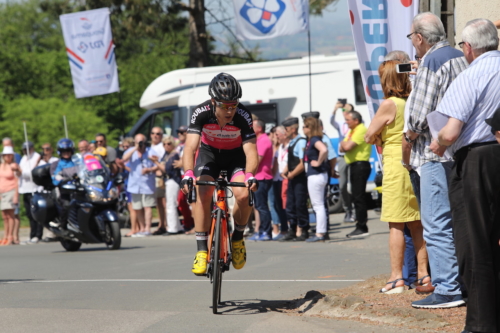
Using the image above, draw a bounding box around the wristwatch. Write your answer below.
[404,134,415,144]
[401,160,411,169]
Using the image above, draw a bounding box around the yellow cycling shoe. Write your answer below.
[192,251,208,276]
[231,239,246,270]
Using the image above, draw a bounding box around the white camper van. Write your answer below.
[134,53,379,213]
[134,52,369,139]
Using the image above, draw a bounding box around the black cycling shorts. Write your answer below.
[194,143,246,180]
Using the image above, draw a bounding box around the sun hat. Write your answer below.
[1,146,15,155]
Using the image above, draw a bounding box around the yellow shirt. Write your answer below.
[343,123,372,164]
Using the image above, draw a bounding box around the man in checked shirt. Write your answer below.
[403,12,468,309]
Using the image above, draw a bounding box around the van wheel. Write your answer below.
[60,239,82,252]
[328,184,344,214]
[106,222,121,250]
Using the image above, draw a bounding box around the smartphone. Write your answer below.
[396,63,412,73]
[338,98,347,106]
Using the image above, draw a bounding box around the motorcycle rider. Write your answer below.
[50,138,79,231]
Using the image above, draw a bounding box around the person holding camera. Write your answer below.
[121,133,159,236]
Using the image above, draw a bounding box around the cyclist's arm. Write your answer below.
[182,133,201,176]
[242,138,258,175]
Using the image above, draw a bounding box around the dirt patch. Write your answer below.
[289,275,466,332]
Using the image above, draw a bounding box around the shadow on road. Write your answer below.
[51,246,144,253]
[215,290,324,315]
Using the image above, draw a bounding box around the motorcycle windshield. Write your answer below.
[73,153,111,191]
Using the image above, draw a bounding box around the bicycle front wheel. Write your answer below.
[212,209,223,314]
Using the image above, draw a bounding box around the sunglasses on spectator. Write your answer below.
[458,41,466,48]
[163,142,173,146]
[123,145,130,149]
[42,147,51,150]
[96,140,104,143]
[60,149,72,153]
[151,132,162,136]
[177,131,186,134]
[215,100,238,111]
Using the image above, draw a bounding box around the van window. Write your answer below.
[353,70,367,105]
[153,112,174,136]
[137,119,150,138]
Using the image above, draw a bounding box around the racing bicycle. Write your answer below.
[187,171,255,314]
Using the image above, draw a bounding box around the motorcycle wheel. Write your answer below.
[60,239,82,252]
[106,221,121,250]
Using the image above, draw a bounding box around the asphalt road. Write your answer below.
[0,212,424,333]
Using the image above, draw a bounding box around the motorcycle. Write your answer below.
[30,153,122,252]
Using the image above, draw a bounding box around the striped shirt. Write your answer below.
[407,40,469,167]
[436,51,500,155]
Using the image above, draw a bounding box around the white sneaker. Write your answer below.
[28,237,39,244]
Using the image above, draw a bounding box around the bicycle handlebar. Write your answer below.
[186,179,255,207]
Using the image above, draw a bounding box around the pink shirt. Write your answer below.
[0,164,17,193]
[255,133,273,180]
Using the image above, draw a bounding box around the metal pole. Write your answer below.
[23,122,35,194]
[117,90,125,136]
[63,115,69,138]
[307,25,312,112]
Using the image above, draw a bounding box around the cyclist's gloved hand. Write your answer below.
[245,172,258,192]
[181,169,195,194]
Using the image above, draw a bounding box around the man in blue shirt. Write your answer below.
[121,133,159,236]
[280,117,309,241]
[432,19,500,333]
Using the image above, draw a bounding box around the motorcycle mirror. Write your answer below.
[61,183,77,191]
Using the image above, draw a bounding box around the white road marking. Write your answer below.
[2,279,364,284]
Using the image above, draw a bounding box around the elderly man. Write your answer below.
[280,117,309,242]
[431,19,500,333]
[340,111,372,238]
[121,134,159,236]
[77,140,89,154]
[149,126,167,235]
[404,12,468,309]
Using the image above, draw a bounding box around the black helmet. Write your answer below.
[208,73,242,101]
[56,138,74,155]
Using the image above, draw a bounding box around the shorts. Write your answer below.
[126,191,132,203]
[194,144,246,181]
[0,190,16,211]
[131,193,155,210]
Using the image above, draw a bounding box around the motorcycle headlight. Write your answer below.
[108,187,119,200]
[87,189,104,203]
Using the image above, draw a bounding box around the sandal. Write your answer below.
[379,278,405,294]
[413,275,431,288]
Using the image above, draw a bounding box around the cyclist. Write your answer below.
[181,72,258,276]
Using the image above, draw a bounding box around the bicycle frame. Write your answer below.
[207,186,231,274]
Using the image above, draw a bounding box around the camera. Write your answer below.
[138,141,145,148]
[396,63,412,73]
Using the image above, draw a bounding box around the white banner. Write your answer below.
[233,0,309,40]
[347,0,418,118]
[60,8,119,98]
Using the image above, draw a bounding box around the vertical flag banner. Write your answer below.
[60,8,119,98]
[233,0,309,40]
[348,0,418,118]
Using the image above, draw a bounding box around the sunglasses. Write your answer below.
[406,32,417,40]
[96,140,104,143]
[215,100,238,111]
[164,142,173,146]
[458,41,466,49]
[42,147,51,150]
[151,132,162,136]
[60,149,72,153]
[177,131,186,134]
[123,145,130,149]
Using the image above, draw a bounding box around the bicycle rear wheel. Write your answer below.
[212,209,223,314]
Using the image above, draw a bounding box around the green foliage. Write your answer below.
[0,97,109,150]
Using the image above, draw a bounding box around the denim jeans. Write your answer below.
[255,179,272,237]
[269,180,288,233]
[420,161,461,295]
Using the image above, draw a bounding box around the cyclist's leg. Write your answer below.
[229,169,250,270]
[192,150,219,275]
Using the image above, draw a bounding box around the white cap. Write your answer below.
[1,146,15,155]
